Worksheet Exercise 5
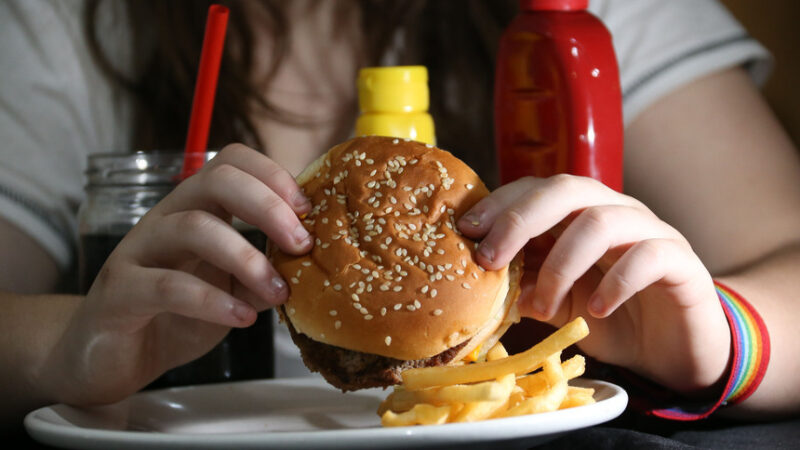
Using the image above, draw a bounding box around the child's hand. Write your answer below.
[459,175,731,395]
[41,144,312,405]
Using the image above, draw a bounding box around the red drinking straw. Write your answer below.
[181,4,229,180]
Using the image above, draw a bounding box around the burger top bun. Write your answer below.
[272,136,516,360]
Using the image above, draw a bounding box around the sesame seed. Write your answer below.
[466,183,474,190]
[302,261,312,267]
[290,277,299,284]
[421,285,429,294]
[335,321,342,329]
[406,305,417,311]
[433,309,443,316]
[446,275,455,281]
[393,285,403,292]
[381,307,387,316]
[431,289,438,298]
[289,308,296,315]
[414,299,422,309]
[334,284,342,291]
[324,280,331,287]
[472,272,479,279]
[329,310,338,316]
[364,315,373,320]
[462,283,472,289]
[385,336,392,346]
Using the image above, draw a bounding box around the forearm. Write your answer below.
[0,293,82,429]
[716,242,800,418]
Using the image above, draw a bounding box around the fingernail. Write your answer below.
[293,224,311,245]
[588,294,604,316]
[270,276,287,298]
[292,191,310,210]
[478,242,494,264]
[232,302,254,322]
[461,213,481,227]
[532,295,548,318]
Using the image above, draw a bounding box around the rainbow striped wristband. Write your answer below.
[715,280,770,406]
[648,280,770,420]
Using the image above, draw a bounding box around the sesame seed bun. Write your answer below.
[271,136,522,367]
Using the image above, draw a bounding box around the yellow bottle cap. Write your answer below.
[355,112,436,145]
[358,66,429,113]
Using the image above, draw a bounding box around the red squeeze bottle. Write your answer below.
[494,0,623,191]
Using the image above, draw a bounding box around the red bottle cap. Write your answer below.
[519,0,588,11]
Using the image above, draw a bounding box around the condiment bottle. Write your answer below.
[355,66,436,145]
[494,0,623,191]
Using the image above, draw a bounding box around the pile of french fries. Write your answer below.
[378,317,594,426]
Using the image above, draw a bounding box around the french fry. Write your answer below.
[390,377,513,411]
[542,352,564,385]
[559,386,596,409]
[502,380,568,416]
[377,392,397,416]
[381,403,452,427]
[379,318,595,426]
[516,354,586,396]
[500,354,568,417]
[449,373,515,423]
[486,342,509,361]
[401,317,589,390]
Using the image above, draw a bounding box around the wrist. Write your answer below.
[30,295,84,406]
[646,280,770,420]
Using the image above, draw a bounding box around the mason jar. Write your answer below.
[78,151,274,387]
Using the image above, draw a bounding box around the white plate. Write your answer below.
[25,377,627,449]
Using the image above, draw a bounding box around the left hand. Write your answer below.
[458,175,731,394]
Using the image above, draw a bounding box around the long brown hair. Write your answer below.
[85,0,517,187]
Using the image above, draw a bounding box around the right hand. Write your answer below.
[40,144,312,405]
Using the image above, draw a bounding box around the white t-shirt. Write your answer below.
[0,0,771,377]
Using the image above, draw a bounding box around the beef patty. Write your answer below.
[281,306,469,391]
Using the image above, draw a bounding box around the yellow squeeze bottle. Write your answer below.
[355,66,436,145]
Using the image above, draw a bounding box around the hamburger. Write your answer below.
[271,136,523,391]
